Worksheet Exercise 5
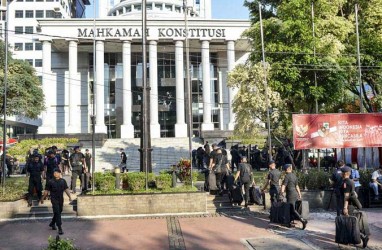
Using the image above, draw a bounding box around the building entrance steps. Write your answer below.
[92,138,204,173]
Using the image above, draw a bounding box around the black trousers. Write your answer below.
[287,194,304,222]
[51,199,63,227]
[216,172,223,191]
[335,194,344,216]
[242,181,251,205]
[28,176,43,201]
[270,186,279,203]
[71,169,82,192]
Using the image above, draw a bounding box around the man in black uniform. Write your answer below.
[84,149,92,173]
[261,160,281,203]
[119,148,127,173]
[41,168,72,235]
[69,146,86,194]
[26,154,44,206]
[341,166,369,248]
[234,156,254,207]
[44,150,59,186]
[330,160,345,216]
[280,164,307,229]
[61,149,70,174]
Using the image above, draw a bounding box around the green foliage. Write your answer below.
[155,173,172,190]
[0,41,45,119]
[45,236,80,250]
[0,177,28,201]
[8,138,79,163]
[359,169,373,187]
[94,172,115,192]
[121,172,155,191]
[297,169,330,190]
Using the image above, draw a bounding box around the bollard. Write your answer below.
[114,166,121,189]
[172,170,177,188]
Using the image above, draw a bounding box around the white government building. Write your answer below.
[2,0,251,140]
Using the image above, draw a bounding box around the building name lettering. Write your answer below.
[78,28,226,38]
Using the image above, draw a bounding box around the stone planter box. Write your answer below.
[263,190,336,210]
[0,199,27,219]
[77,192,207,217]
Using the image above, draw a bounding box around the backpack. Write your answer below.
[45,157,58,173]
[240,163,251,183]
[71,153,83,168]
[213,154,223,174]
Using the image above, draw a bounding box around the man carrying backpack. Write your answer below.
[69,146,86,194]
[44,150,59,186]
[234,156,254,207]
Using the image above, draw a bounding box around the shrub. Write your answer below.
[303,169,330,190]
[359,169,373,187]
[8,138,79,163]
[123,172,155,191]
[0,177,28,201]
[155,173,172,190]
[94,172,115,192]
[45,236,80,250]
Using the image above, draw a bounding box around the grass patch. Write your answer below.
[0,177,28,202]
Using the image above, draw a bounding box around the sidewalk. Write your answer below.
[0,208,381,250]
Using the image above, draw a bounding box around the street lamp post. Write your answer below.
[183,0,193,186]
[91,0,97,195]
[258,3,272,162]
[2,0,10,190]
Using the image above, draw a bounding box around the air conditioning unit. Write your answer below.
[53,7,60,12]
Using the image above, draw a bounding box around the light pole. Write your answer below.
[258,2,272,162]
[91,0,96,195]
[183,0,193,186]
[2,0,10,190]
[355,3,363,113]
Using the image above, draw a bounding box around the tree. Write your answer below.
[244,0,352,116]
[227,62,284,137]
[0,41,45,119]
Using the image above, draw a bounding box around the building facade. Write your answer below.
[6,0,251,139]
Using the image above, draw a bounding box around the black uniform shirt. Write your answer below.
[46,178,68,201]
[340,178,355,196]
[268,168,281,187]
[282,172,298,196]
[331,168,343,191]
[27,162,44,177]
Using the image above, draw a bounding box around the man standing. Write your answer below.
[69,146,86,194]
[119,148,127,173]
[234,156,254,207]
[61,149,70,175]
[330,160,345,216]
[41,168,72,235]
[280,164,307,229]
[369,165,382,201]
[84,149,92,173]
[26,154,44,206]
[44,150,59,185]
[261,160,281,203]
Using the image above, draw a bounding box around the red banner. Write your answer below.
[293,113,382,150]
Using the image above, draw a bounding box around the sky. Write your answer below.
[85,0,250,19]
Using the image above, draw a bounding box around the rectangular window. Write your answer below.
[25,10,34,18]
[25,59,33,66]
[46,10,54,18]
[14,43,23,51]
[35,59,42,67]
[15,26,23,34]
[25,43,33,51]
[36,10,44,18]
[35,42,42,50]
[15,10,23,18]
[25,0,33,2]
[25,26,33,34]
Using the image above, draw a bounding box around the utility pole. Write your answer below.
[183,0,193,186]
[258,2,272,161]
[91,0,96,195]
[2,0,10,190]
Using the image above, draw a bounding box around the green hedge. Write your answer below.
[94,172,116,192]
[155,173,172,190]
[8,138,79,163]
[121,172,155,191]
[0,177,28,201]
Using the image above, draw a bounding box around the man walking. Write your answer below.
[69,146,86,194]
[330,160,345,216]
[119,148,127,173]
[26,154,44,206]
[234,156,254,207]
[41,168,72,235]
[84,149,92,173]
[261,160,281,203]
[44,150,59,186]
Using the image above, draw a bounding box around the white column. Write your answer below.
[95,40,107,133]
[67,40,80,133]
[38,39,53,134]
[149,40,161,138]
[227,40,237,130]
[174,40,187,137]
[201,40,214,131]
[121,39,134,138]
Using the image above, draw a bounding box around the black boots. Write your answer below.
[49,222,56,230]
[301,219,308,230]
[361,235,369,248]
[58,227,64,235]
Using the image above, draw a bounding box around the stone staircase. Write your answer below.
[91,138,204,173]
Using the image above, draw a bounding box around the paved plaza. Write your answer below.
[0,208,381,250]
